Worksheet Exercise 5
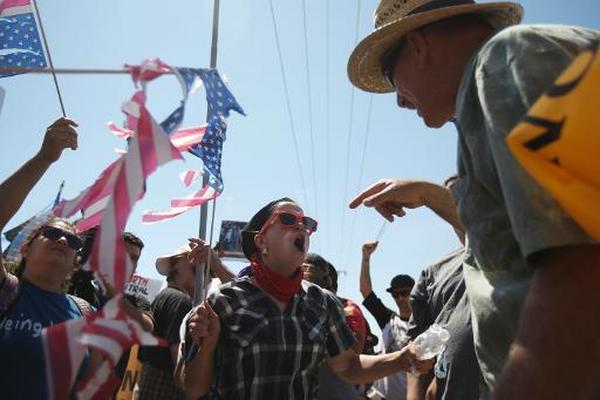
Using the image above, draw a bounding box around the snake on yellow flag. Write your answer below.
[507,40,600,241]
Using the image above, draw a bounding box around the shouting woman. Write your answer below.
[182,197,433,399]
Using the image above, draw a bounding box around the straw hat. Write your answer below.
[347,0,523,93]
[155,244,192,276]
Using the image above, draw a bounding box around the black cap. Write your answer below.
[241,197,296,260]
[385,274,415,292]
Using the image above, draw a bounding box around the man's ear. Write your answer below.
[20,243,30,258]
[405,31,429,69]
[254,233,266,253]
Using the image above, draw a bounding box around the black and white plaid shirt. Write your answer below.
[207,278,355,400]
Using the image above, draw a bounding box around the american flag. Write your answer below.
[190,68,244,192]
[195,68,245,119]
[55,61,205,231]
[191,114,226,193]
[42,296,166,400]
[0,0,47,78]
[142,68,245,224]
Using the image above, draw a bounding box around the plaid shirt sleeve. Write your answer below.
[323,291,356,358]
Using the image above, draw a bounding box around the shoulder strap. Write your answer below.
[0,274,21,322]
[68,294,94,316]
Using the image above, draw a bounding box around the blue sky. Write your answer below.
[1,0,598,335]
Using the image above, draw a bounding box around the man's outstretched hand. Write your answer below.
[349,179,439,222]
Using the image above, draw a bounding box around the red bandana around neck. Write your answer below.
[250,255,303,303]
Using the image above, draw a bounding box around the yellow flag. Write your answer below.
[115,345,143,400]
[507,42,600,241]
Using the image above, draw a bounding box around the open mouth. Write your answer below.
[293,236,306,252]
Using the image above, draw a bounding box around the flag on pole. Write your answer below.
[0,0,48,78]
[55,60,205,231]
[142,68,245,224]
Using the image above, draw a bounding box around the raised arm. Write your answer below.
[0,117,78,280]
[359,241,378,298]
[208,251,235,283]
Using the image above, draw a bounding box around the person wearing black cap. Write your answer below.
[181,198,433,400]
[359,240,415,400]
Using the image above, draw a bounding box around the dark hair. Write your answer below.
[241,197,297,260]
[326,262,338,293]
[17,218,79,277]
[304,253,338,293]
[124,231,144,250]
[387,274,415,292]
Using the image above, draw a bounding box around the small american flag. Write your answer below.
[0,0,47,77]
[189,68,245,194]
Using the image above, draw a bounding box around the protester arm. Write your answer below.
[329,347,433,385]
[349,179,463,238]
[209,251,235,283]
[0,118,78,281]
[183,345,215,399]
[359,242,377,298]
[362,292,394,331]
[121,296,154,332]
[493,245,600,399]
[0,118,77,232]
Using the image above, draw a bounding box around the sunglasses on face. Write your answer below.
[259,211,318,237]
[391,289,411,298]
[40,226,83,251]
[381,38,408,89]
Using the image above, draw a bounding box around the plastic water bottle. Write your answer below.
[411,324,450,360]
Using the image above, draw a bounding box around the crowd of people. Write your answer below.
[1,0,599,399]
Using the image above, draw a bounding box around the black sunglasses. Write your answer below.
[381,38,408,88]
[41,226,83,251]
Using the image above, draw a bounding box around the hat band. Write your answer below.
[408,0,475,16]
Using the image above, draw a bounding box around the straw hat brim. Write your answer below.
[347,2,523,93]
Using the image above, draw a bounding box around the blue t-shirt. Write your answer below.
[0,279,85,399]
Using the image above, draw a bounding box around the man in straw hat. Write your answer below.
[348,1,599,398]
[137,238,233,399]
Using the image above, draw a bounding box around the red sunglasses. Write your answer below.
[258,211,318,237]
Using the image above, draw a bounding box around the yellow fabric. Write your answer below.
[115,345,142,400]
[507,42,600,241]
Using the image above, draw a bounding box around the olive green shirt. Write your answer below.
[452,24,599,390]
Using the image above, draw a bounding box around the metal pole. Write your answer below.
[0,67,177,75]
[194,0,221,305]
[31,0,66,117]
[198,0,220,240]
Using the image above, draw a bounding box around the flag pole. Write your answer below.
[194,0,221,305]
[31,0,66,117]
